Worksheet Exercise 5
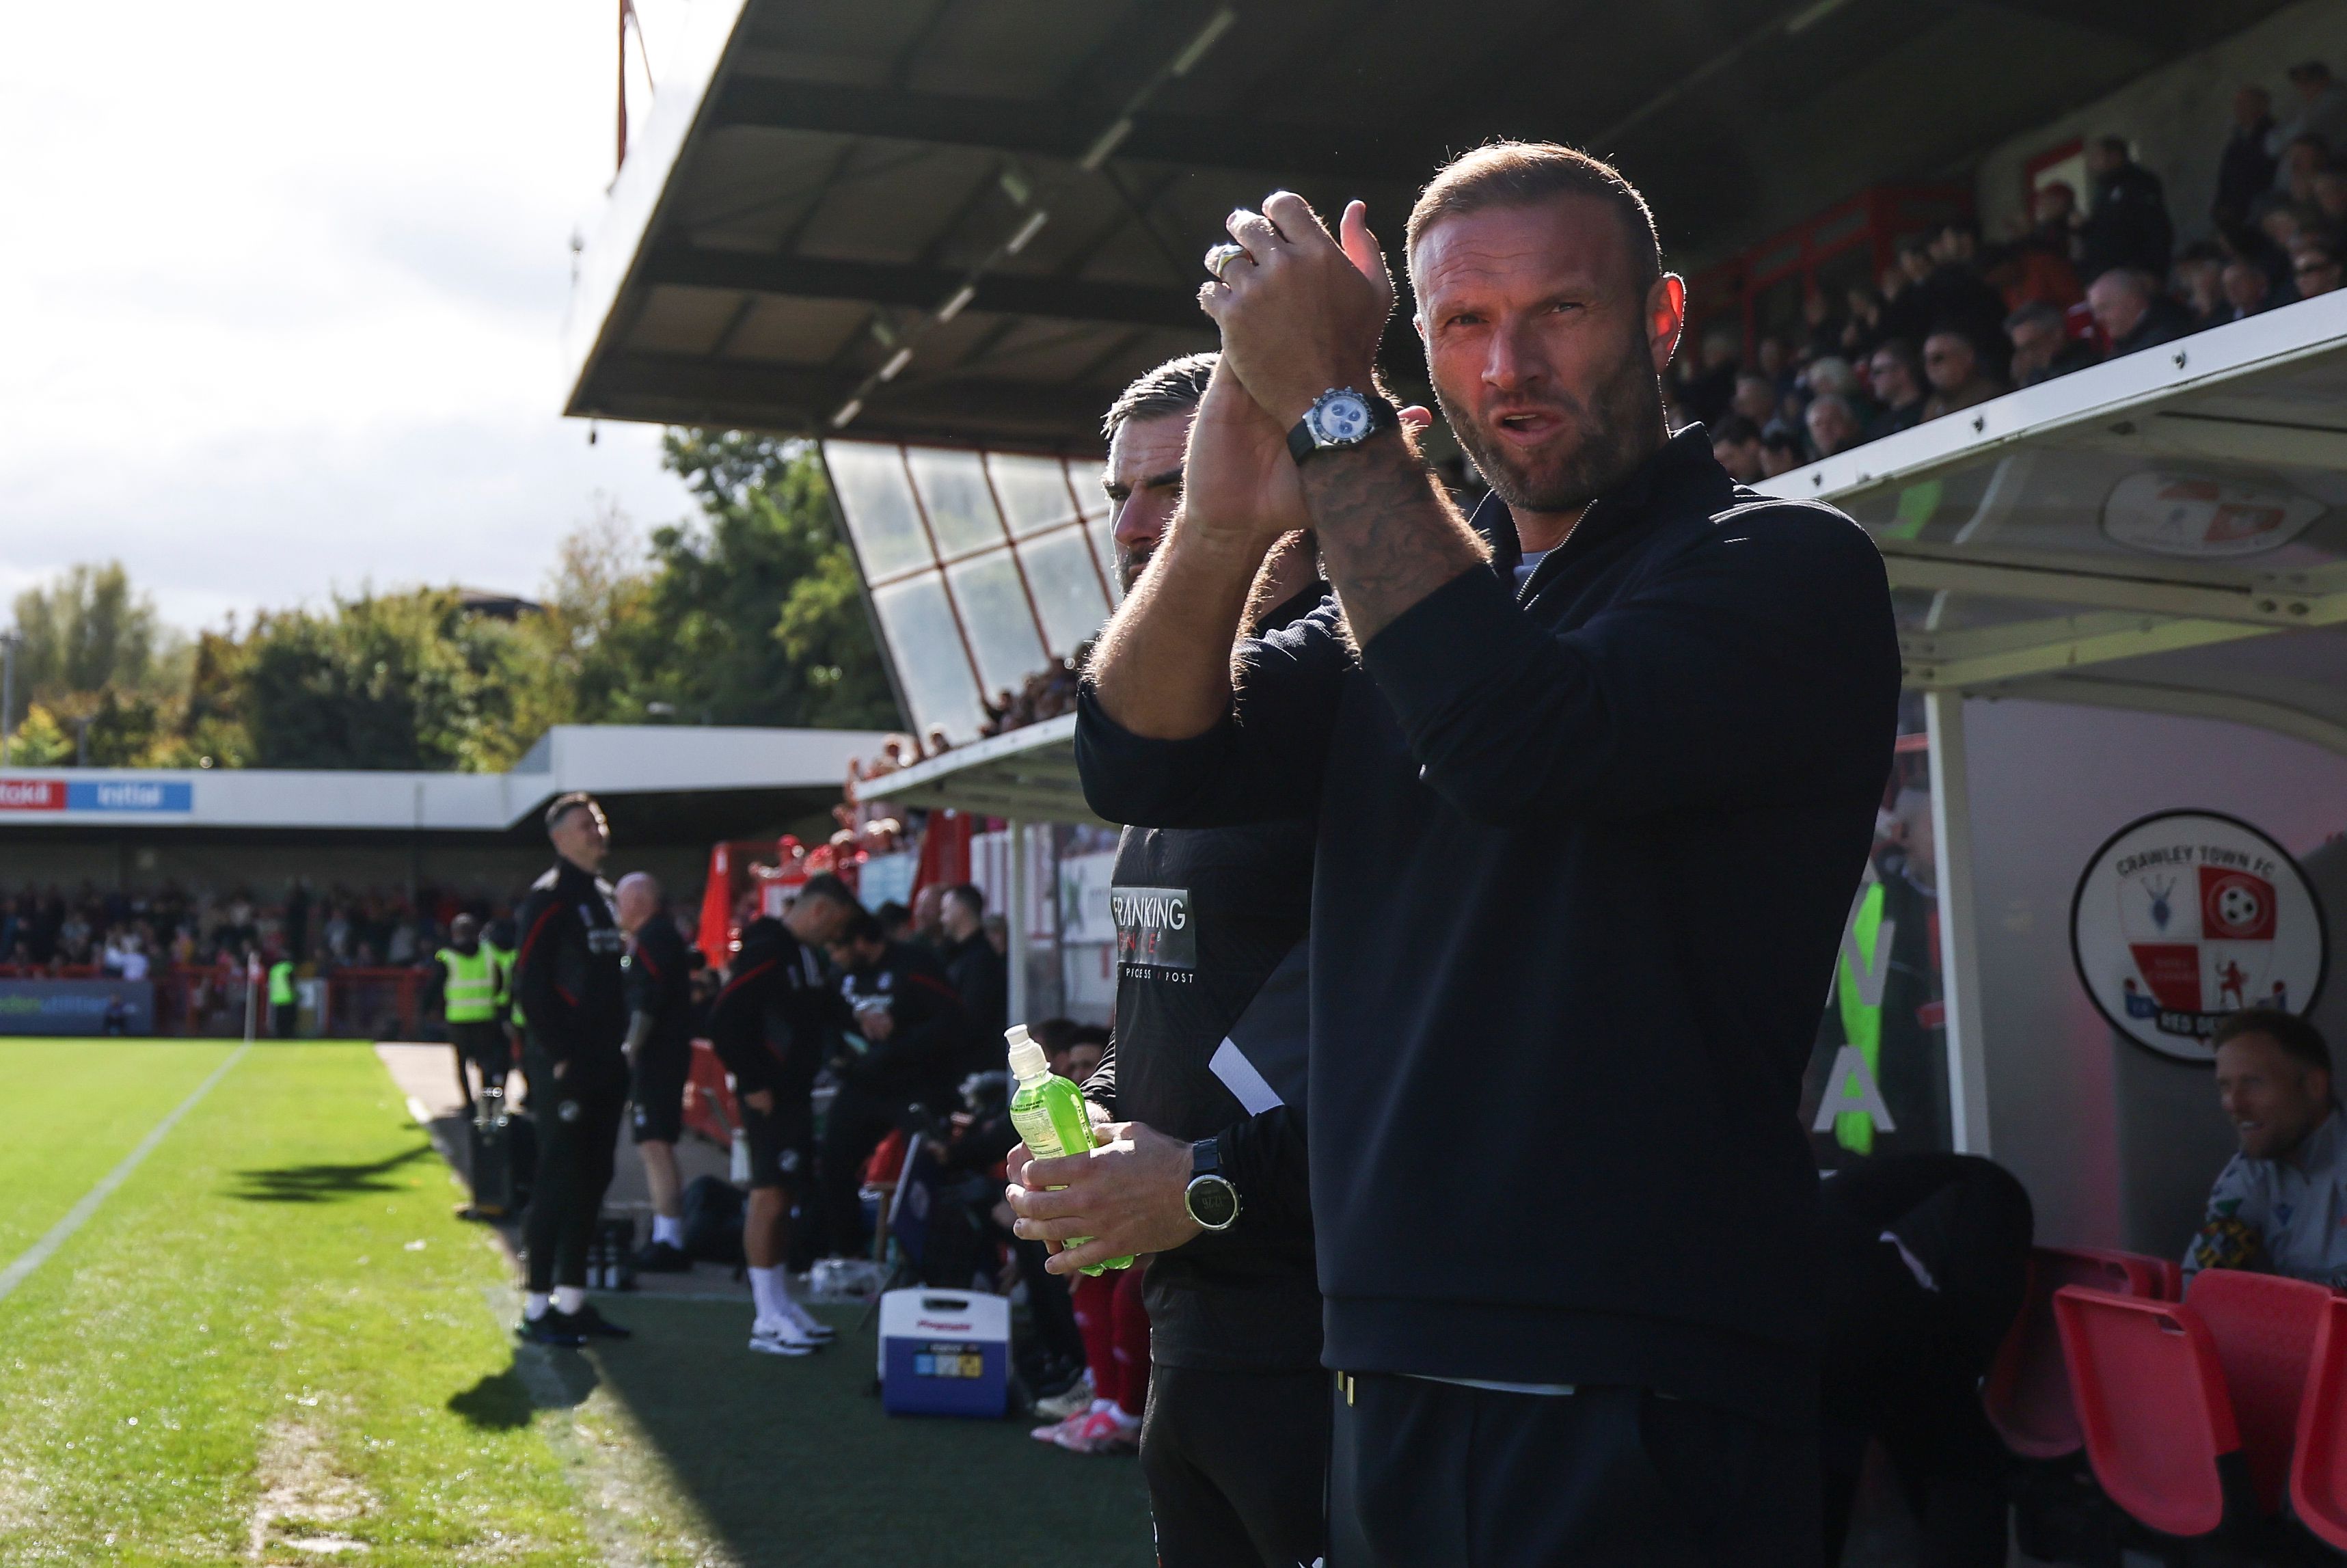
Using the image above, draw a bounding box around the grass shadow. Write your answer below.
[446,1368,537,1430]
[226,1142,435,1203]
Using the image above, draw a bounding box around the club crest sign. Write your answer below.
[2071,811,2327,1063]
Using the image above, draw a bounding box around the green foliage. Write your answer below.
[638,431,900,731]
[1,432,901,770]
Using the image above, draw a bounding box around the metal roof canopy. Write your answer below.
[565,0,2292,451]
[871,713,1101,825]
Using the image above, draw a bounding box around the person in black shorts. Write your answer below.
[817,907,968,1260]
[616,871,696,1273]
[706,876,858,1357]
[511,792,633,1348]
[1008,353,1331,1563]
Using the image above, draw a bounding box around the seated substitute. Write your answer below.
[2186,1008,2344,1284]
[705,879,858,1356]
[818,907,969,1260]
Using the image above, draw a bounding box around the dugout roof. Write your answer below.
[565,0,2292,450]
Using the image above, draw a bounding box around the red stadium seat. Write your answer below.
[2052,1286,2243,1539]
[2290,1295,2347,1551]
[1985,1246,2173,1457]
[2186,1270,2329,1515]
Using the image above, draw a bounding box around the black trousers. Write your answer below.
[271,1001,297,1039]
[522,1052,627,1292]
[1330,1375,1817,1568]
[1142,1364,1329,1568]
[817,1083,920,1257]
[450,1020,510,1105]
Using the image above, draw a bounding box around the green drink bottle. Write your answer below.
[1005,1025,1134,1277]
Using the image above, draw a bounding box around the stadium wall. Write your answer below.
[1974,0,2347,247]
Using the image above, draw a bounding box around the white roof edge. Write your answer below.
[871,714,1078,800]
[1757,290,2347,509]
[0,725,888,833]
[560,0,752,417]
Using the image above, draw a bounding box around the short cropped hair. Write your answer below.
[943,882,985,919]
[796,872,858,910]
[2005,299,2065,335]
[1405,141,1661,289]
[545,792,599,831]
[1102,353,1215,440]
[837,908,886,945]
[2213,1008,2331,1074]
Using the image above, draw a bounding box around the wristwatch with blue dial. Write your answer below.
[1288,386,1397,465]
[1184,1136,1240,1232]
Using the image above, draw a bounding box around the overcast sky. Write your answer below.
[1,1,703,633]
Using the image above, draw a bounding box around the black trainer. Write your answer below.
[632,1241,692,1274]
[558,1303,632,1340]
[517,1312,586,1349]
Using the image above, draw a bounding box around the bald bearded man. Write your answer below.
[618,871,698,1271]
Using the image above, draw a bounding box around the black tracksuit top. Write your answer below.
[623,917,697,1058]
[1075,427,1901,1420]
[836,938,966,1104]
[706,919,835,1100]
[513,859,628,1071]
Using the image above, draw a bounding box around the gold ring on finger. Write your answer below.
[1204,243,1250,281]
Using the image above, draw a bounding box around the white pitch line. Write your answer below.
[0,1042,252,1304]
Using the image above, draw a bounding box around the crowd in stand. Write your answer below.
[0,881,484,979]
[1681,58,2347,482]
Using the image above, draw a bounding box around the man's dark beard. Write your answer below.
[1115,543,1152,595]
[1437,337,1665,516]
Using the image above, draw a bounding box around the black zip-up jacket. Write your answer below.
[707,918,835,1100]
[513,859,627,1074]
[836,938,966,1104]
[624,915,696,1062]
[1075,428,1901,1420]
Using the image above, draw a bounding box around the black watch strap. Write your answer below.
[1190,1136,1224,1180]
[1287,391,1398,465]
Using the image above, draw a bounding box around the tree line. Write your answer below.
[1,433,901,770]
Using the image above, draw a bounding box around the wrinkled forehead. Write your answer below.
[1408,196,1641,312]
[1106,410,1193,487]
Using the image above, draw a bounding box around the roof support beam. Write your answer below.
[707,76,1422,182]
[1880,541,2347,627]
[1993,675,2347,760]
[642,243,1206,331]
[1897,611,2277,688]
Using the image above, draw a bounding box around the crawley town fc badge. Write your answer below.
[2070,810,2329,1063]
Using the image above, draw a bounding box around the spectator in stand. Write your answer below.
[2023,180,2082,267]
[2089,267,2195,359]
[1979,239,2080,315]
[939,884,1007,1042]
[2221,256,2275,321]
[1802,290,1843,362]
[1711,414,1767,483]
[2216,85,2281,231]
[2273,62,2347,183]
[1866,340,1927,440]
[1879,236,1938,350]
[2175,241,2229,329]
[1730,371,1777,427]
[1918,220,2015,368]
[1805,392,1865,459]
[2078,136,2175,286]
[1673,327,1741,425]
[2279,135,2334,210]
[2005,300,2098,386]
[1761,427,1806,478]
[2296,236,2344,299]
[1841,284,1884,360]
[1920,330,2005,420]
[2316,167,2347,232]
[2185,1010,2342,1285]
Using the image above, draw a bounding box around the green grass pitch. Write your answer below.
[0,1040,1152,1567]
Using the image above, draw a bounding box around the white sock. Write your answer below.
[1090,1398,1117,1416]
[524,1291,551,1321]
[652,1214,684,1248]
[749,1266,785,1323]
[553,1285,586,1316]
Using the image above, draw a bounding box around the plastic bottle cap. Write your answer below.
[1005,1023,1046,1079]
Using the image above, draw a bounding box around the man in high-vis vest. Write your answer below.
[267,951,298,1040]
[435,915,510,1111]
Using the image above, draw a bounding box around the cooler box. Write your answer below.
[877,1289,1009,1418]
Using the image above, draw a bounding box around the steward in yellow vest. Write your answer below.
[437,915,511,1107]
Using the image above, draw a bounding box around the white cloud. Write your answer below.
[0,0,701,629]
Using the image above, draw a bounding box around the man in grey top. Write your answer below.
[2185,1008,2345,1285]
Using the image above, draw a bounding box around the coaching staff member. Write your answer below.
[615,872,696,1273]
[1072,144,1900,1563]
[707,877,858,1355]
[513,792,633,1346]
[1012,353,1357,1565]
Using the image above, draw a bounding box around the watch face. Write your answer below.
[1187,1175,1238,1230]
[1314,392,1372,444]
